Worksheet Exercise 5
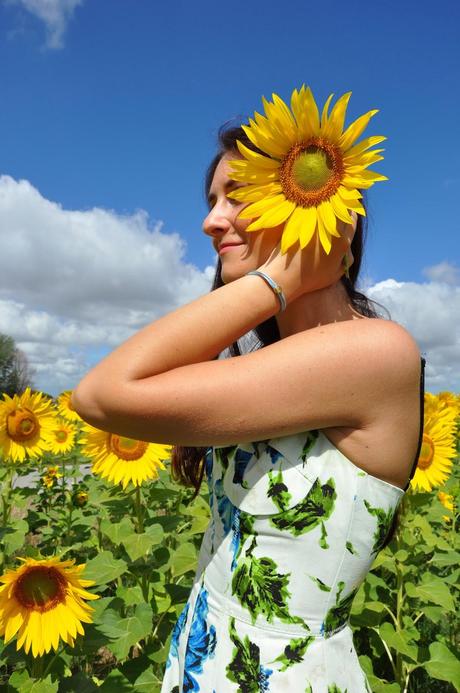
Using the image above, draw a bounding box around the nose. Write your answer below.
[202,203,232,238]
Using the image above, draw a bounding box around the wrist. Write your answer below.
[246,270,287,313]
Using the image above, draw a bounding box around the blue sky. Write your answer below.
[0,0,459,393]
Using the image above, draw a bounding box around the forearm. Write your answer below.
[73,274,279,409]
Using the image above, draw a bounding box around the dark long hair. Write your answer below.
[171,123,397,548]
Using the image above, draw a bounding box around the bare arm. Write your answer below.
[72,241,420,447]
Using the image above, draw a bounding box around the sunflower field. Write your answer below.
[0,388,458,692]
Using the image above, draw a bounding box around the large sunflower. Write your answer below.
[227,86,386,254]
[0,388,56,463]
[411,394,458,492]
[56,390,82,423]
[80,423,171,489]
[43,418,78,455]
[0,556,98,657]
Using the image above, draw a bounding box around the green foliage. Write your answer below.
[351,460,460,693]
[0,452,205,690]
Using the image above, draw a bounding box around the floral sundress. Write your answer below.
[162,360,425,693]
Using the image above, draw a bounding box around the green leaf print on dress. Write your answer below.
[267,468,292,512]
[215,445,238,474]
[226,617,273,692]
[271,634,315,671]
[307,575,332,592]
[322,580,358,636]
[300,430,319,465]
[270,477,336,548]
[363,499,396,554]
[232,541,304,628]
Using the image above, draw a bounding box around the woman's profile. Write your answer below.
[73,86,425,692]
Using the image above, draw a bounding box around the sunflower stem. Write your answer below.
[41,648,61,679]
[394,494,408,688]
[134,486,144,533]
[0,465,14,571]
[31,654,44,679]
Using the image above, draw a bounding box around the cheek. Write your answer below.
[250,226,284,256]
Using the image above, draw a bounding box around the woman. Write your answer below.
[73,88,425,692]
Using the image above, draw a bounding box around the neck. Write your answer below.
[276,281,367,338]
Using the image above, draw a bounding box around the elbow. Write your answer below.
[72,377,110,429]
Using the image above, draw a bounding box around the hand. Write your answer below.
[258,218,355,304]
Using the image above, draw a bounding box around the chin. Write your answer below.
[220,263,255,284]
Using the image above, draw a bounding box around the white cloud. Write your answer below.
[0,175,214,394]
[367,278,460,393]
[7,0,83,49]
[422,260,459,286]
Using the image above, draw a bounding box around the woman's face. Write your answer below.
[203,152,284,283]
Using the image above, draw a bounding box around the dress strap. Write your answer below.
[403,356,426,491]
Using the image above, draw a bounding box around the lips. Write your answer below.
[218,242,244,253]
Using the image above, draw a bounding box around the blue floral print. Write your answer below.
[183,587,217,692]
[165,602,189,670]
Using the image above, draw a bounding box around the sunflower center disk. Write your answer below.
[418,434,435,470]
[14,567,66,612]
[293,149,332,190]
[280,139,343,207]
[110,434,148,461]
[7,409,39,443]
[56,430,68,443]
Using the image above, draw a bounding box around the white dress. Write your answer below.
[162,359,425,693]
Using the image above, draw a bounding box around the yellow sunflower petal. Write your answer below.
[228,163,279,184]
[340,109,379,151]
[344,135,387,160]
[330,194,353,224]
[342,197,366,216]
[234,141,281,169]
[320,93,335,130]
[322,92,352,142]
[317,215,332,254]
[238,194,287,220]
[280,207,306,253]
[4,609,23,643]
[262,95,297,148]
[271,93,298,139]
[342,170,388,189]
[336,185,362,201]
[293,85,320,140]
[246,199,296,232]
[297,207,318,249]
[244,116,289,159]
[227,182,283,203]
[317,201,341,238]
[344,149,385,166]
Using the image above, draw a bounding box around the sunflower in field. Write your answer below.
[80,423,171,489]
[43,418,78,454]
[0,555,98,657]
[437,391,460,418]
[56,390,82,423]
[227,85,386,254]
[41,465,63,489]
[0,388,56,463]
[411,394,458,492]
[438,491,456,524]
[72,490,89,507]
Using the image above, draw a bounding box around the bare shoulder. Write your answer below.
[299,316,421,391]
[322,317,423,488]
[351,317,421,377]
